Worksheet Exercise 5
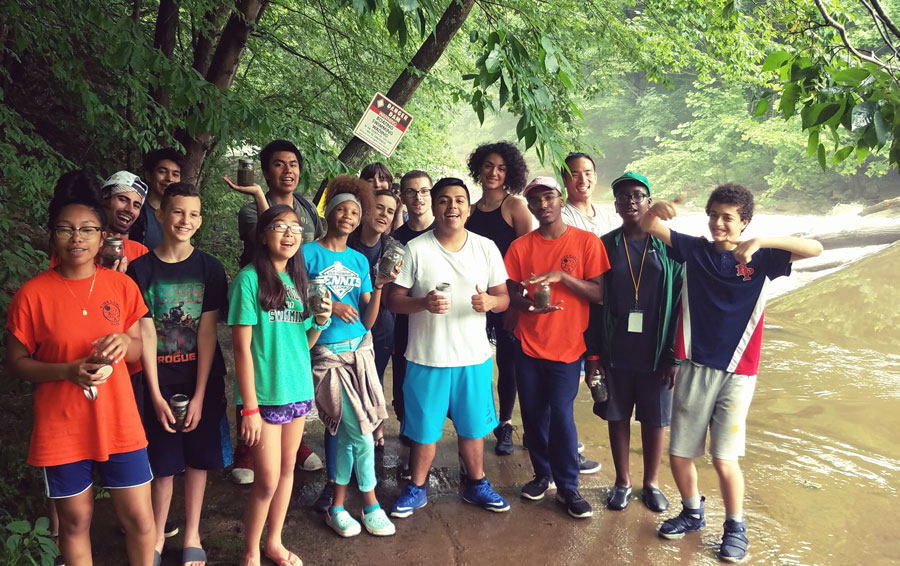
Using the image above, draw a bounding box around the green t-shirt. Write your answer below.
[227,265,314,406]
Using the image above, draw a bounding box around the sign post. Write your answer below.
[352,92,414,158]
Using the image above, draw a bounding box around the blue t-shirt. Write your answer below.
[668,230,791,375]
[302,241,373,344]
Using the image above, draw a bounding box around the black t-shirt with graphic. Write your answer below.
[127,249,228,385]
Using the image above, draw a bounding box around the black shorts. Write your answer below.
[143,377,232,477]
[593,367,673,427]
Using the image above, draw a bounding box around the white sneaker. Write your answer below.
[230,467,254,485]
[298,446,324,471]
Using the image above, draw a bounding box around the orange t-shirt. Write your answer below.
[49,239,148,374]
[6,267,149,466]
[504,226,610,363]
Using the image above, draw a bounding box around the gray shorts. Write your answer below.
[669,361,756,461]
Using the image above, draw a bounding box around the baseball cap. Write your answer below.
[101,171,148,202]
[611,171,650,195]
[522,176,562,198]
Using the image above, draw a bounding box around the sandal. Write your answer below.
[265,550,303,566]
[373,425,385,451]
[182,546,207,566]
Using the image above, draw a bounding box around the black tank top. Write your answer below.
[467,194,517,256]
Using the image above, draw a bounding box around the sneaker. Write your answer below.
[325,508,361,537]
[297,442,323,471]
[390,484,428,518]
[462,477,510,512]
[493,423,514,456]
[577,442,585,454]
[361,507,396,536]
[230,444,254,485]
[641,487,669,513]
[163,521,178,538]
[313,482,335,514]
[718,519,749,563]
[606,485,632,510]
[521,475,556,501]
[556,488,593,518]
[658,496,706,539]
[577,454,601,474]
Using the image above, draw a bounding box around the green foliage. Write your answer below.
[1,516,58,566]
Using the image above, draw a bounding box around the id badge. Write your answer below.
[627,309,643,333]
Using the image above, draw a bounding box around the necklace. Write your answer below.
[61,269,98,316]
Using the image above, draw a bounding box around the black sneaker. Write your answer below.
[313,482,335,514]
[521,476,556,501]
[556,488,593,518]
[493,423,514,456]
[577,453,601,474]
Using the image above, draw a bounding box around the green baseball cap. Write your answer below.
[611,171,650,195]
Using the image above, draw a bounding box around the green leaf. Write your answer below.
[817,143,827,170]
[874,109,890,145]
[830,68,870,87]
[7,520,31,533]
[779,83,799,117]
[856,144,870,163]
[807,130,819,157]
[484,48,501,74]
[387,2,403,35]
[802,102,841,129]
[6,533,21,550]
[540,35,555,56]
[524,125,537,149]
[399,0,418,10]
[499,80,509,108]
[753,99,769,117]
[558,69,574,90]
[851,101,876,131]
[761,50,790,72]
[832,146,853,164]
[544,53,559,74]
[469,29,479,43]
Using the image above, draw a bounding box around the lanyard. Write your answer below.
[623,235,650,306]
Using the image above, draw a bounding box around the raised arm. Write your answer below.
[640,200,677,247]
[731,236,824,265]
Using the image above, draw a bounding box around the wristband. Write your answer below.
[241,407,260,416]
[585,355,600,361]
[374,285,384,291]
[311,316,332,331]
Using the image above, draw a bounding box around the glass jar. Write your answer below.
[308,277,329,314]
[377,242,405,277]
[533,282,551,308]
[99,237,124,269]
[237,158,255,186]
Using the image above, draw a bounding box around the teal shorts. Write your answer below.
[401,359,498,445]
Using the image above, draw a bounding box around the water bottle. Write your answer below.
[589,370,608,403]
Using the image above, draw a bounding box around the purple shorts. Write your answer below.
[258,400,314,425]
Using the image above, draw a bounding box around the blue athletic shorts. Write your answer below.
[144,379,233,477]
[43,448,153,499]
[401,358,498,444]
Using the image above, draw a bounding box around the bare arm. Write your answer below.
[182,310,219,432]
[471,283,509,314]
[306,295,332,348]
[141,318,176,432]
[360,262,402,329]
[387,283,447,315]
[224,176,269,217]
[504,196,533,237]
[731,236,824,265]
[640,201,677,247]
[232,324,262,446]
[522,271,604,304]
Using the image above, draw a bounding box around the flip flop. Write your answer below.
[265,550,303,566]
[182,547,207,566]
[153,550,162,566]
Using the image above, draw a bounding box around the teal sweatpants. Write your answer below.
[334,387,377,492]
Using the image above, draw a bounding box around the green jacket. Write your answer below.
[585,228,683,372]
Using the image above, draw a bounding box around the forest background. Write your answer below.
[1,0,900,553]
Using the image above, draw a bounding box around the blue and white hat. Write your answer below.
[101,171,148,203]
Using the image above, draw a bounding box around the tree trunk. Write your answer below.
[317,0,475,203]
[178,0,269,184]
[192,5,230,76]
[151,0,179,110]
[797,225,900,250]
[860,195,900,216]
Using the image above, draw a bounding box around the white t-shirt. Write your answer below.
[561,200,617,236]
[394,230,508,367]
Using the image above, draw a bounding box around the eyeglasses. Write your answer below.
[268,223,303,234]
[402,188,431,198]
[53,226,102,239]
[614,193,649,205]
[526,193,560,207]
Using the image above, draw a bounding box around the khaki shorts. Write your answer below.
[669,361,756,461]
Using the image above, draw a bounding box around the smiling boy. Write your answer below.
[127,182,231,566]
[642,183,822,562]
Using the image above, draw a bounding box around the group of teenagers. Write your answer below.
[5,137,823,566]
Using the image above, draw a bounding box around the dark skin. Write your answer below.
[585,181,674,493]
[508,187,603,315]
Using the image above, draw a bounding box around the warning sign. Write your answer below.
[352,93,413,158]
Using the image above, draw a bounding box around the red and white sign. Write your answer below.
[352,92,413,158]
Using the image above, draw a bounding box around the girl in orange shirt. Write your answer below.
[5,171,155,566]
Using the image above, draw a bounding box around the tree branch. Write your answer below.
[813,0,900,84]
[869,0,900,40]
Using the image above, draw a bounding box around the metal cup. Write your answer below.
[434,282,452,311]
[169,394,190,431]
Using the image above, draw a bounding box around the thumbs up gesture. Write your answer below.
[471,284,494,313]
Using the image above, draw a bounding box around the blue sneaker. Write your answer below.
[718,519,749,563]
[462,477,510,512]
[390,484,427,518]
[658,496,706,539]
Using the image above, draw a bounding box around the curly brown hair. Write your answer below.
[706,183,755,223]
[324,174,375,220]
[466,141,529,194]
